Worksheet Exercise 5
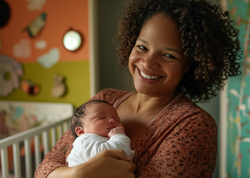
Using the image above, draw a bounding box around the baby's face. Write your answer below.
[82,103,124,137]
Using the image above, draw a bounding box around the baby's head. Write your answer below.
[70,100,124,139]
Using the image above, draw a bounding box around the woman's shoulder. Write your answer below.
[172,96,217,127]
[176,97,213,115]
[90,88,130,104]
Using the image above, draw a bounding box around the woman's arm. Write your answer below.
[35,131,136,178]
[48,150,136,178]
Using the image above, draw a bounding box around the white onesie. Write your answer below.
[67,133,135,167]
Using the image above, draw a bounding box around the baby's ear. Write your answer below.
[75,127,84,136]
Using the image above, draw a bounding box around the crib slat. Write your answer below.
[0,117,71,149]
[1,148,9,178]
[13,143,21,178]
[0,117,71,178]
[43,131,49,155]
[51,128,56,147]
[68,121,71,129]
[63,122,69,133]
[34,134,41,168]
[24,138,32,178]
[58,125,63,138]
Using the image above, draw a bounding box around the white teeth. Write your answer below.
[140,70,160,80]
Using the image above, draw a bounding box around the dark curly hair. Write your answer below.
[115,0,242,102]
[70,100,111,139]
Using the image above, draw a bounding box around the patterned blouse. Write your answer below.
[34,88,217,178]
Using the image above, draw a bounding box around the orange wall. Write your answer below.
[0,0,90,107]
[0,0,89,62]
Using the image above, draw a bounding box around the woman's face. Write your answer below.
[129,14,187,97]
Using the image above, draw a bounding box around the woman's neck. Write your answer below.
[132,90,178,113]
[116,90,180,142]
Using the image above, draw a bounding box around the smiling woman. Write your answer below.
[35,0,242,177]
[128,14,187,96]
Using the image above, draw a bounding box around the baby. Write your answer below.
[67,100,135,167]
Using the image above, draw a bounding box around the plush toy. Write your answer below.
[51,74,66,98]
[21,80,40,95]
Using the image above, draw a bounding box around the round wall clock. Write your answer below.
[63,30,83,51]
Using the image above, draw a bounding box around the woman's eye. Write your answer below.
[137,45,147,51]
[163,54,177,60]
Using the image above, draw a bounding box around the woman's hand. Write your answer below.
[48,149,136,178]
[81,149,136,178]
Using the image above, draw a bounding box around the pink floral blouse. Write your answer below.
[34,88,217,178]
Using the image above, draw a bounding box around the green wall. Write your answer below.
[0,60,90,109]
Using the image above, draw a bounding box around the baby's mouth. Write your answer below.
[107,126,116,130]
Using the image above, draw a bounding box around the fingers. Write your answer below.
[111,127,124,131]
[100,150,136,175]
[116,127,125,132]
[110,127,125,134]
[108,127,126,137]
[82,149,136,178]
[101,149,132,162]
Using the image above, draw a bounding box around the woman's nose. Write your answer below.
[140,54,160,69]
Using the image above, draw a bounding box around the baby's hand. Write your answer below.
[108,127,125,137]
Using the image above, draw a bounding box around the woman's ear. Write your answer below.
[75,126,84,136]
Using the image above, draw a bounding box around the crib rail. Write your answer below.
[0,117,71,178]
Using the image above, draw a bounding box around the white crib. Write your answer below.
[0,117,71,178]
[0,100,74,178]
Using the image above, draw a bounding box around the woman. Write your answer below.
[35,0,242,177]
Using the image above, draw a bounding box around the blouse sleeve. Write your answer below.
[34,130,74,178]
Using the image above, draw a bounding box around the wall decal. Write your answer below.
[0,0,11,28]
[24,12,46,38]
[0,37,3,51]
[0,0,89,63]
[0,55,23,96]
[26,0,47,11]
[35,40,47,49]
[13,39,31,58]
[220,1,250,178]
[51,74,66,98]
[0,0,90,108]
[37,48,60,68]
[21,80,40,96]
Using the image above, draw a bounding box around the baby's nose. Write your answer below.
[108,118,116,123]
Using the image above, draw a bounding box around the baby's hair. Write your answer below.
[70,100,112,139]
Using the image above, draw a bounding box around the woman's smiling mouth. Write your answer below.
[139,70,161,80]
